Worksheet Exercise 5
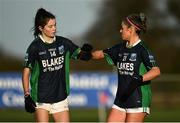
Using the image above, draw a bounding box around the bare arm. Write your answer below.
[22,68,31,95]
[92,50,105,60]
[142,67,161,82]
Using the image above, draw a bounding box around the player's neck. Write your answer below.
[128,36,140,46]
[127,36,140,48]
[40,34,55,44]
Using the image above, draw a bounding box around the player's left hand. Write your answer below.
[24,95,36,113]
[132,74,143,85]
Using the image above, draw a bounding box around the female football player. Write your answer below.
[92,13,160,122]
[22,8,92,122]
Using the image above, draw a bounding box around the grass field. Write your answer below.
[0,105,180,122]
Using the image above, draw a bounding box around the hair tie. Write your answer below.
[140,13,145,22]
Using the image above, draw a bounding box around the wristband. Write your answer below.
[24,91,30,97]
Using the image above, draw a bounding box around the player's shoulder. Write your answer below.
[56,36,72,43]
[29,38,39,46]
[137,41,155,56]
[56,36,76,48]
[138,41,151,51]
[27,37,41,50]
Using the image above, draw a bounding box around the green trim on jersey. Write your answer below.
[140,41,157,67]
[65,48,80,95]
[139,63,152,107]
[30,61,40,102]
[65,51,70,95]
[104,53,114,65]
[26,64,33,69]
[71,48,81,60]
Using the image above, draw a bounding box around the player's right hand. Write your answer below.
[78,43,93,61]
[24,95,36,113]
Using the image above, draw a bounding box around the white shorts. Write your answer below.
[36,98,69,114]
[112,104,150,114]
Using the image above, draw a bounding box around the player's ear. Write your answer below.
[129,26,135,33]
[39,26,43,31]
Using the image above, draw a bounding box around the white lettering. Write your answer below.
[42,60,47,67]
[70,75,109,89]
[129,63,134,71]
[117,62,134,75]
[50,51,56,57]
[117,62,134,71]
[41,56,64,72]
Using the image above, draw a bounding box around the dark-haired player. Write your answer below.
[92,13,160,122]
[22,8,92,122]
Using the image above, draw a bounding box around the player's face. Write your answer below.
[40,18,56,38]
[120,22,131,41]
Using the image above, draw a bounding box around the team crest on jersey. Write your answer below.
[129,53,137,61]
[58,45,64,54]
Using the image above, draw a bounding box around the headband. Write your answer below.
[126,17,141,30]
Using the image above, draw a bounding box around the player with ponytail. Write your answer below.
[22,8,92,122]
[92,13,160,122]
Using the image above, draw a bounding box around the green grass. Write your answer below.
[145,106,180,122]
[0,106,180,122]
[0,108,34,122]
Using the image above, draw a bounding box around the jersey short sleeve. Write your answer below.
[103,44,121,65]
[24,42,38,69]
[62,38,80,60]
[140,43,158,70]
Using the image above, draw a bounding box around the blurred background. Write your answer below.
[0,0,180,122]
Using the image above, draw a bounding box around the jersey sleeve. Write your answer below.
[141,48,158,70]
[65,39,80,60]
[103,44,119,65]
[23,43,38,69]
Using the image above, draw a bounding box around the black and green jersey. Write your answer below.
[103,40,158,108]
[24,36,80,103]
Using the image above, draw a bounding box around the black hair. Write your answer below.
[123,13,147,35]
[32,8,55,38]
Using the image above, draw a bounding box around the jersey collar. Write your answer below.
[39,35,56,44]
[126,39,141,48]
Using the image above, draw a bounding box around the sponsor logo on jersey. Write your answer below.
[42,56,64,67]
[137,100,141,103]
[41,56,64,72]
[39,51,46,55]
[149,55,155,62]
[58,45,64,54]
[123,53,129,56]
[48,48,56,52]
[117,62,134,75]
[129,53,137,61]
[118,53,123,57]
[117,62,134,71]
